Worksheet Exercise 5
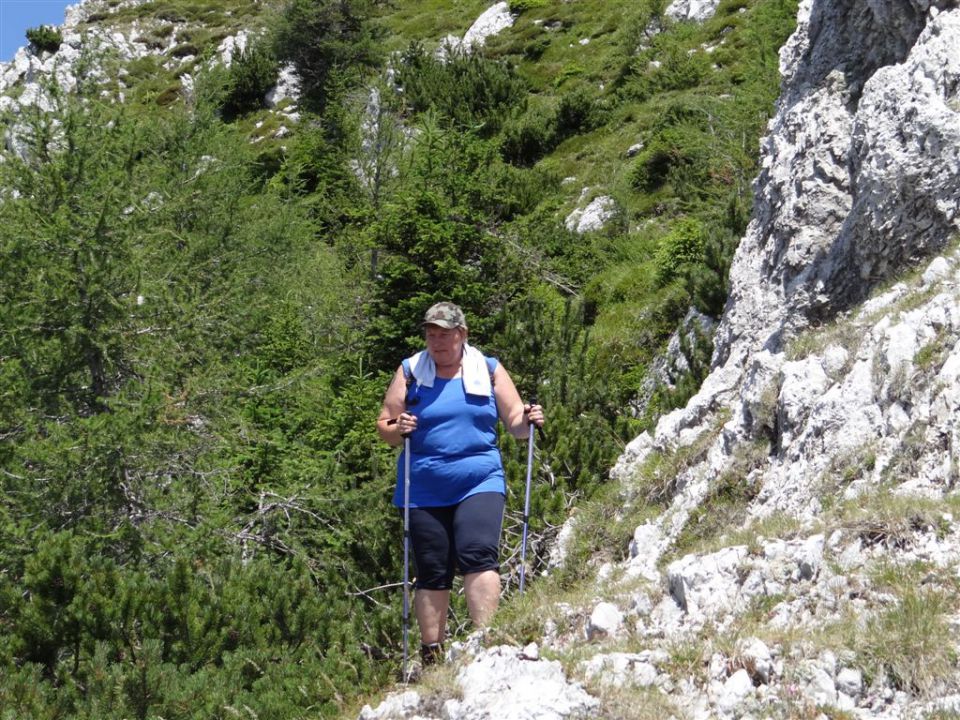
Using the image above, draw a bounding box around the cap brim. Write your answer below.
[422,320,459,329]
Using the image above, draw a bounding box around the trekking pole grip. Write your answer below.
[524,398,546,442]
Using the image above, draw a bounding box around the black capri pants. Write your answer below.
[407,492,505,590]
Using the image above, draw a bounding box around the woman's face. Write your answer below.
[424,324,466,366]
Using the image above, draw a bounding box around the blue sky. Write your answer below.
[0,1,73,62]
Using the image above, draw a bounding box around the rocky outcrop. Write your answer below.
[439,2,515,56]
[665,0,723,23]
[716,0,960,366]
[360,643,598,720]
[615,0,960,540]
[564,191,617,234]
[596,2,960,715]
[0,0,294,156]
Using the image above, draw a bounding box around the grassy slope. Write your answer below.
[372,0,795,394]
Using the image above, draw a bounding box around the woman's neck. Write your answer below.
[435,360,461,379]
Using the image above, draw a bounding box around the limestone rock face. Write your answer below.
[601,6,960,715]
[462,2,515,49]
[612,1,960,528]
[716,1,960,366]
[564,192,616,234]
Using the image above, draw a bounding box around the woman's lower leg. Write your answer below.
[414,588,450,645]
[463,570,500,627]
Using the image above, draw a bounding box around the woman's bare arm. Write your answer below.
[377,366,417,447]
[493,363,544,439]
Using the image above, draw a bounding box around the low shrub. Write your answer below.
[500,111,556,167]
[26,25,62,54]
[554,82,601,140]
[396,42,528,136]
[222,42,279,120]
[654,217,707,283]
[509,0,549,11]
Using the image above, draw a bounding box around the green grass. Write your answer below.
[827,485,957,548]
[857,587,956,694]
[371,0,493,53]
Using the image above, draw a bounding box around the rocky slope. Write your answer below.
[362,1,960,718]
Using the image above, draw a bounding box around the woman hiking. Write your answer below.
[376,301,544,670]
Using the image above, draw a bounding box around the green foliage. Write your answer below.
[500,107,557,167]
[273,0,382,113]
[643,42,711,96]
[554,82,604,139]
[221,41,280,120]
[1,94,142,415]
[395,42,529,136]
[0,70,398,718]
[654,217,707,283]
[0,537,389,719]
[26,25,63,54]
[364,184,503,369]
[509,0,549,12]
[629,112,714,198]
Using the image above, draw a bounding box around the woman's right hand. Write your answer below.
[397,412,418,436]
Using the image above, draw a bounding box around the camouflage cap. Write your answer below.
[422,301,466,329]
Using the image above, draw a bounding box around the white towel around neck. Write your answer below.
[406,343,492,397]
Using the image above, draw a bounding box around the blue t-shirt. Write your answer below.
[393,357,505,507]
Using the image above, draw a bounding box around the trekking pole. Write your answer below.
[402,429,412,682]
[519,406,536,595]
[398,390,419,683]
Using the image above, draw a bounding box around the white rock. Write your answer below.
[217,31,249,67]
[667,546,748,619]
[581,652,658,688]
[923,256,952,285]
[265,63,301,108]
[564,195,616,234]
[453,2,515,52]
[803,665,837,707]
[359,690,421,719]
[546,514,578,569]
[665,0,723,23]
[836,667,863,697]
[455,645,599,720]
[822,344,849,376]
[739,638,774,684]
[715,669,754,713]
[625,521,665,581]
[586,601,623,641]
